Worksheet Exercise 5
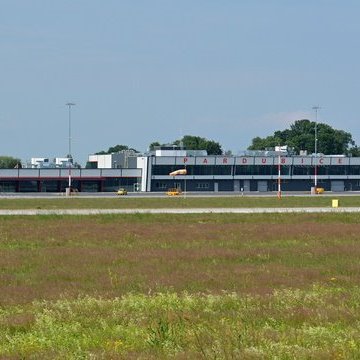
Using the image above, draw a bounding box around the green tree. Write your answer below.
[95,145,138,155]
[249,136,282,150]
[149,142,161,151]
[349,146,360,157]
[0,156,22,168]
[248,119,356,155]
[174,135,223,155]
[148,136,223,155]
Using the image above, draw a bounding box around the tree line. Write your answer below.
[248,119,359,156]
[97,121,360,159]
[1,121,359,168]
[0,156,22,169]
[95,135,224,156]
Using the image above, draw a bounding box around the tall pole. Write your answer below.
[66,102,75,189]
[184,163,187,198]
[312,106,321,188]
[277,152,281,199]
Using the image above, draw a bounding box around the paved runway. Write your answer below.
[1,207,360,216]
[1,191,360,199]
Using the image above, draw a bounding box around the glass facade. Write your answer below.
[292,165,359,176]
[154,164,360,177]
[81,181,101,192]
[0,181,17,192]
[40,180,59,192]
[103,177,141,192]
[18,181,38,192]
[292,166,314,176]
[149,160,360,192]
[153,165,232,176]
[152,165,178,176]
[235,165,278,176]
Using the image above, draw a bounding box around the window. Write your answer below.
[235,165,276,175]
[152,165,178,175]
[155,182,168,189]
[0,181,17,192]
[348,166,360,176]
[196,183,209,189]
[293,166,312,175]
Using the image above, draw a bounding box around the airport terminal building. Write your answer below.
[1,149,360,193]
[141,152,360,193]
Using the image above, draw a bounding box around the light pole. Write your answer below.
[277,150,281,199]
[312,105,321,188]
[66,102,75,189]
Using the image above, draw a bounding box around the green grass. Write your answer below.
[0,195,360,209]
[1,287,360,359]
[1,213,360,358]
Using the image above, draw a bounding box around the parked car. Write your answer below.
[166,188,182,196]
[117,188,128,195]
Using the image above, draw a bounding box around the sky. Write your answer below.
[1,0,360,165]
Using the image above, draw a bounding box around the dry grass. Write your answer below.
[1,213,360,305]
[2,213,360,358]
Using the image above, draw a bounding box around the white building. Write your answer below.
[55,157,72,167]
[30,158,51,168]
[87,150,139,169]
[29,157,73,168]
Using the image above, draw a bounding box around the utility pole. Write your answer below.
[277,151,281,199]
[312,106,321,188]
[66,102,75,191]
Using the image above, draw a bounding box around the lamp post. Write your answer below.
[312,105,321,188]
[66,102,75,189]
[277,151,281,199]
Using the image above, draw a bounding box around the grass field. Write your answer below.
[1,212,360,358]
[0,195,360,209]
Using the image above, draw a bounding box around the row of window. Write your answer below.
[154,182,210,189]
[0,178,141,193]
[153,165,360,176]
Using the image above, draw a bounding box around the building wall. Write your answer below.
[88,152,139,169]
[2,155,360,193]
[0,168,142,193]
[147,155,360,193]
[97,155,112,168]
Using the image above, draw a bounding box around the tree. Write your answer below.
[149,142,161,151]
[248,119,357,155]
[0,156,22,169]
[249,136,282,150]
[95,145,139,155]
[174,135,223,155]
[148,136,223,155]
[349,146,360,157]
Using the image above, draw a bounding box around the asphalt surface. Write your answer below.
[1,191,360,215]
[0,207,360,216]
[1,191,360,199]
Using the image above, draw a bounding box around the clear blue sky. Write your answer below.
[1,0,360,164]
